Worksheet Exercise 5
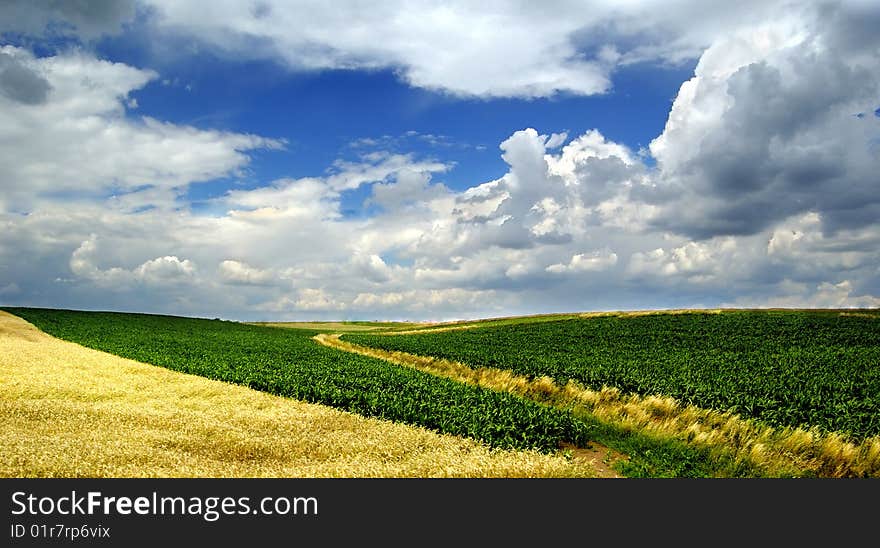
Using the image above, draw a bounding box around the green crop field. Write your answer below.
[2,307,593,454]
[345,310,880,441]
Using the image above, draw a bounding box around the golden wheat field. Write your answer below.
[0,311,597,478]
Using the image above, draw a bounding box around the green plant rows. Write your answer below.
[346,310,880,440]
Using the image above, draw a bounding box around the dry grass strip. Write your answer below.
[317,333,880,477]
[0,311,596,478]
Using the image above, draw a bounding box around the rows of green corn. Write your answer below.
[346,310,880,441]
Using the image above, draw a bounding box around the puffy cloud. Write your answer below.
[218,260,275,285]
[0,50,51,104]
[133,0,816,99]
[0,0,136,39]
[546,249,618,274]
[727,280,880,309]
[293,289,345,312]
[646,4,880,238]
[350,253,394,284]
[141,0,612,98]
[399,127,646,265]
[544,132,568,149]
[368,169,450,212]
[767,212,823,257]
[351,288,500,316]
[0,47,282,212]
[325,153,449,192]
[628,239,737,281]
[70,236,195,288]
[223,178,339,221]
[764,212,880,283]
[134,256,196,283]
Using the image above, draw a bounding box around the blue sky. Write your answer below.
[96,37,692,203]
[1,1,878,320]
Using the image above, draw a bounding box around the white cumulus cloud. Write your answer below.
[546,250,618,274]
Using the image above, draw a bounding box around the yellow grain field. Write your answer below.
[0,311,596,478]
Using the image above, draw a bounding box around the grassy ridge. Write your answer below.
[345,310,880,441]
[3,307,593,454]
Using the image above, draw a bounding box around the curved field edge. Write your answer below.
[324,334,880,477]
[1,308,596,458]
[0,311,596,478]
